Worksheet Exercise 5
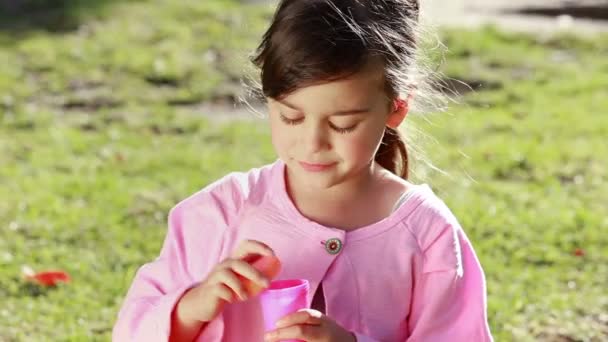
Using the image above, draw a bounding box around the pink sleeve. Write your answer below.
[112,178,244,341]
[406,225,493,341]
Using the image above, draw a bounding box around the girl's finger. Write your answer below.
[218,269,248,301]
[265,324,321,342]
[214,283,238,303]
[232,239,275,259]
[228,259,271,288]
[276,309,323,328]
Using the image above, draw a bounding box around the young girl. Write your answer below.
[113,0,493,341]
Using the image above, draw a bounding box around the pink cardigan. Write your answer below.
[113,160,493,341]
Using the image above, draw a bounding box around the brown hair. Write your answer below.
[251,0,422,179]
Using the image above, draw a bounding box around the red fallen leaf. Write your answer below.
[573,248,585,257]
[25,270,71,287]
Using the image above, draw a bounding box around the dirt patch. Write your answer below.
[420,0,608,35]
[62,96,123,111]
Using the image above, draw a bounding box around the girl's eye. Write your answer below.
[279,112,358,133]
[279,114,304,125]
[330,122,358,134]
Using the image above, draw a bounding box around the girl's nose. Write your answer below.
[303,122,330,153]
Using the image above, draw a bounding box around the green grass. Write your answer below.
[1,1,607,340]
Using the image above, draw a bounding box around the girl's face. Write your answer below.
[268,64,406,191]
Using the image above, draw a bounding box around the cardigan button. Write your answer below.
[324,238,343,255]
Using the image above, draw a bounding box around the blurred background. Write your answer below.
[0,0,607,341]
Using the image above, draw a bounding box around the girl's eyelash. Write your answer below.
[279,114,304,125]
[279,113,358,133]
[330,123,358,134]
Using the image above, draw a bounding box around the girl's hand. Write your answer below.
[175,240,276,324]
[264,309,356,342]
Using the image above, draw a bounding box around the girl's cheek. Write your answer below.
[345,129,384,158]
[334,134,365,158]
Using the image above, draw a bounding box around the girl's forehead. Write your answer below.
[272,79,388,116]
[282,67,386,103]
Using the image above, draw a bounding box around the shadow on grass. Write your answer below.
[436,77,502,97]
[18,282,51,297]
[506,3,608,21]
[0,0,138,34]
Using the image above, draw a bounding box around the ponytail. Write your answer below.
[375,127,408,179]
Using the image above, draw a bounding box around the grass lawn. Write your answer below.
[1,0,607,340]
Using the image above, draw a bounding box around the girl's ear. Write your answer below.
[386,98,409,129]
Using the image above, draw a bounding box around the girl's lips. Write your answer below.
[298,161,336,172]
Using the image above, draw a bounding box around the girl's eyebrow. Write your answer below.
[278,99,370,116]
